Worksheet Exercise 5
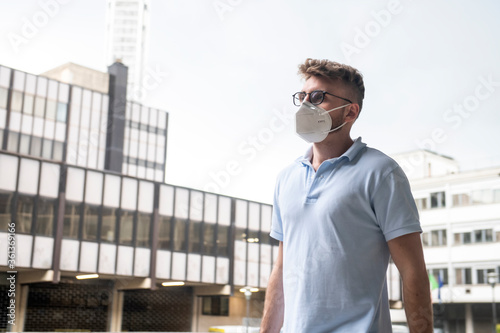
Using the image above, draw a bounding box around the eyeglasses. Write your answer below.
[292,90,352,107]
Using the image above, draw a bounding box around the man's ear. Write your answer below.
[345,104,360,122]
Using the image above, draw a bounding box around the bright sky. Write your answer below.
[1,0,499,204]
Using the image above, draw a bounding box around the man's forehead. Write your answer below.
[302,76,345,91]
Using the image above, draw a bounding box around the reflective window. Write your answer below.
[119,210,134,246]
[430,191,446,208]
[19,134,30,155]
[7,132,19,152]
[34,96,45,118]
[0,192,14,231]
[158,215,171,249]
[203,223,215,255]
[0,87,8,109]
[42,139,52,159]
[63,202,80,239]
[82,205,99,241]
[172,218,186,251]
[53,141,64,161]
[23,94,34,115]
[16,196,34,234]
[136,213,151,247]
[11,91,23,112]
[56,102,67,122]
[477,268,495,284]
[46,100,57,120]
[217,225,229,257]
[101,207,116,243]
[455,268,472,285]
[30,137,42,157]
[188,221,201,253]
[36,198,55,236]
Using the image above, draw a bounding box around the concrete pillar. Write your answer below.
[9,281,28,333]
[108,285,124,332]
[465,303,474,333]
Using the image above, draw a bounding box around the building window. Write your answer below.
[217,225,229,257]
[17,196,34,234]
[119,210,134,246]
[63,202,81,239]
[429,268,448,285]
[101,207,116,243]
[34,96,45,117]
[455,268,472,285]
[423,230,447,247]
[0,192,14,232]
[188,221,201,253]
[35,198,55,236]
[455,229,494,245]
[452,193,471,207]
[82,205,99,241]
[172,218,187,252]
[203,223,216,255]
[430,192,446,209]
[158,215,171,249]
[202,296,229,316]
[136,213,151,247]
[477,268,496,284]
[0,87,8,109]
[415,198,428,210]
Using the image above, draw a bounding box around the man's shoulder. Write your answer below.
[358,146,400,171]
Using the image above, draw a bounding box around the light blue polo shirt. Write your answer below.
[270,138,421,333]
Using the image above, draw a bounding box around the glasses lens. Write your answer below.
[293,92,305,106]
[310,91,324,105]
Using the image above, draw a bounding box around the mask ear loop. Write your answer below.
[320,104,351,134]
[319,103,351,115]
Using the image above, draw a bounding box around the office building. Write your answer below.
[105,0,150,101]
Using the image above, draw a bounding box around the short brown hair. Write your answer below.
[298,58,365,110]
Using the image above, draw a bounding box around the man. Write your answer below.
[260,59,433,333]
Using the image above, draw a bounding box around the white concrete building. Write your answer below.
[105,0,150,101]
[393,150,500,333]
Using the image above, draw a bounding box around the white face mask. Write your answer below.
[295,101,351,143]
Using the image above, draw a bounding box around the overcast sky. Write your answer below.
[1,0,499,203]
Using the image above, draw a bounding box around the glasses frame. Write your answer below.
[292,90,352,106]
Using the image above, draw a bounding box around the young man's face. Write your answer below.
[301,76,352,132]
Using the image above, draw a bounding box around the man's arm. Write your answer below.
[388,232,433,333]
[260,241,284,333]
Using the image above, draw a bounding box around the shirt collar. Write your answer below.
[296,137,366,166]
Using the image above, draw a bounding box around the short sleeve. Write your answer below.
[372,166,422,241]
[270,176,284,242]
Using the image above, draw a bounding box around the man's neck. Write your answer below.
[310,135,354,171]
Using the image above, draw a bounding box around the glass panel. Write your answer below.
[431,230,439,245]
[463,232,471,244]
[7,132,19,152]
[456,269,463,284]
[173,218,187,252]
[477,270,484,284]
[19,134,30,155]
[136,213,151,247]
[82,205,99,241]
[56,102,67,122]
[235,200,247,228]
[42,139,53,159]
[34,96,45,118]
[16,196,34,233]
[46,100,57,120]
[174,188,189,219]
[188,221,201,253]
[63,202,80,239]
[189,191,203,221]
[53,141,63,161]
[0,192,14,231]
[30,137,42,157]
[11,91,23,112]
[441,230,447,246]
[217,225,229,257]
[36,198,55,236]
[203,223,215,255]
[23,95,34,115]
[0,87,8,109]
[158,215,171,249]
[119,210,134,246]
[474,230,483,243]
[465,268,471,284]
[485,229,493,242]
[101,207,116,242]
